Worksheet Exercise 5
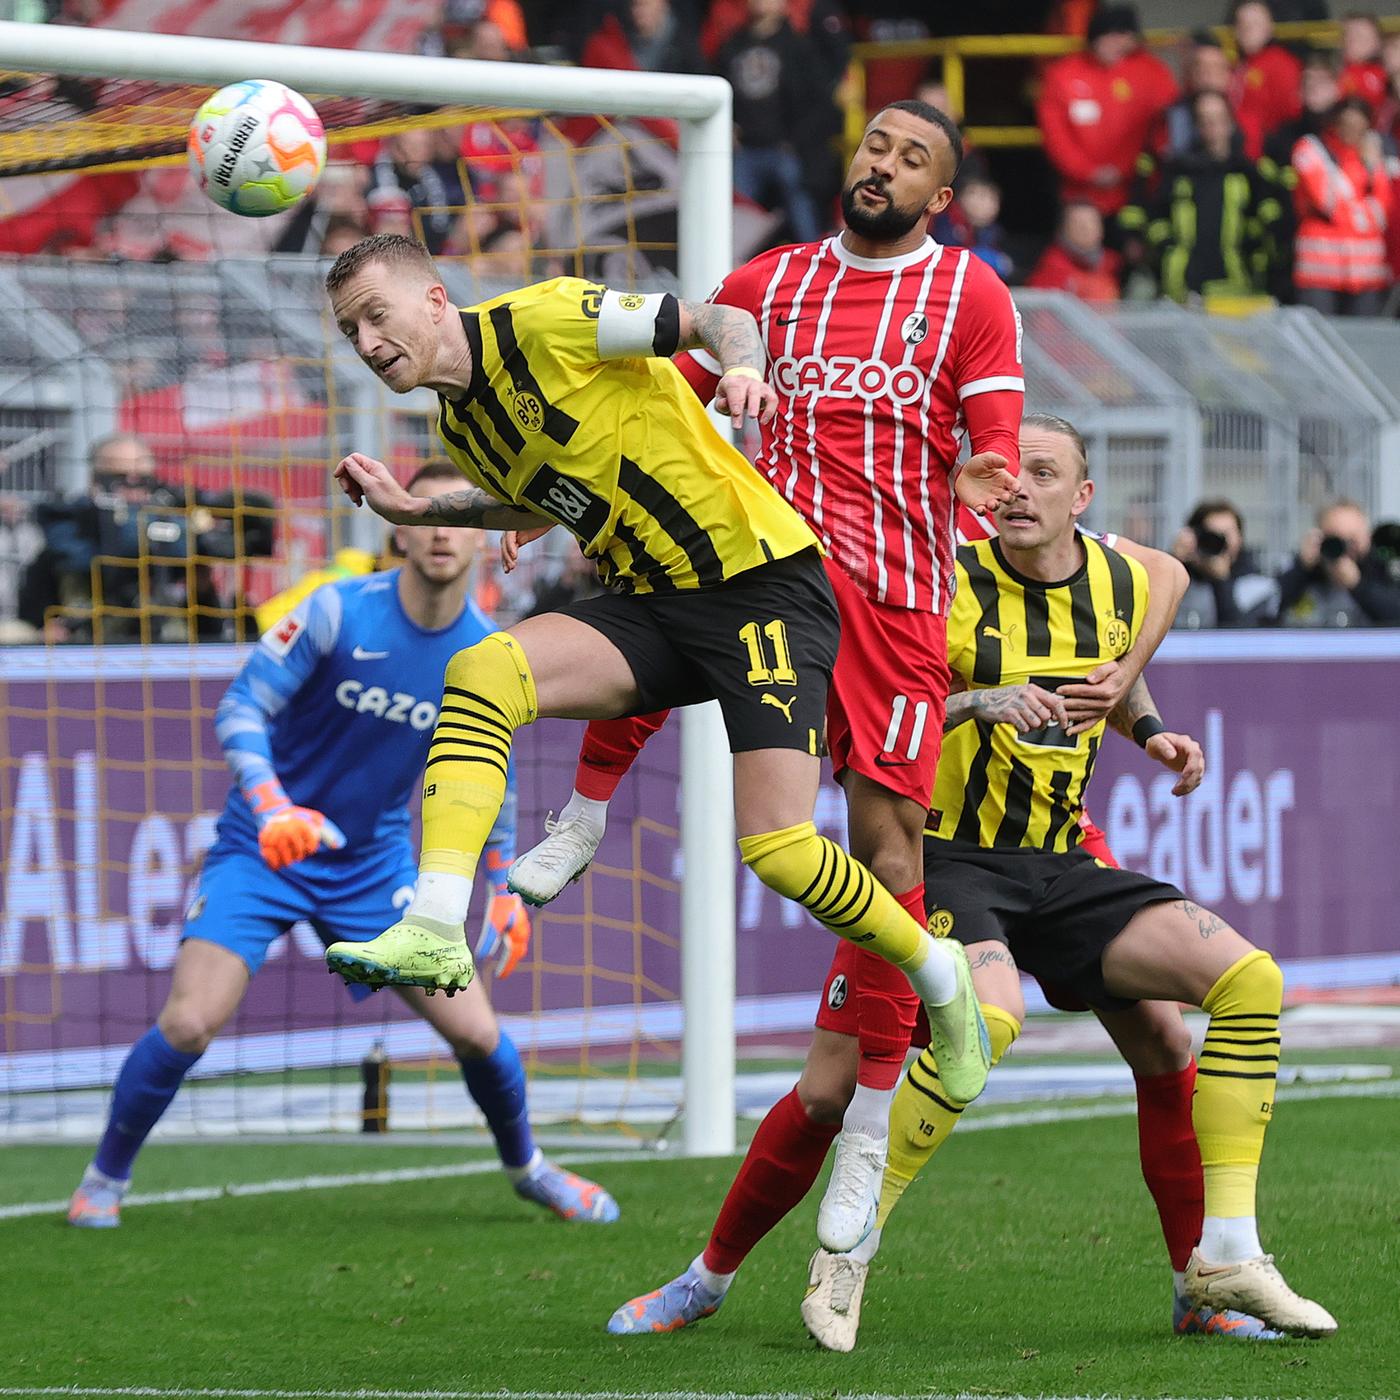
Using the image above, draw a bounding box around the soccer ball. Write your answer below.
[188,79,327,217]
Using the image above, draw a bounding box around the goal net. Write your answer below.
[0,23,777,1152]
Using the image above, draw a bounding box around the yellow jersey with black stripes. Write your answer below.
[926,535,1148,852]
[435,277,818,593]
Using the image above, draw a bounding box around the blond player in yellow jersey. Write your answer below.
[320,233,1018,1107]
[799,415,1336,1344]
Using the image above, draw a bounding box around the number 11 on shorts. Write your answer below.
[739,619,798,686]
[883,693,929,762]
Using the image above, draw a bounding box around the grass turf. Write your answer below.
[4,1092,1394,1399]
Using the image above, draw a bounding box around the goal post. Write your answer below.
[0,18,737,1157]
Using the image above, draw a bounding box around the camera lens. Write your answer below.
[1194,527,1228,556]
[1318,534,1348,561]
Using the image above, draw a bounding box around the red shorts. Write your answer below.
[823,558,951,807]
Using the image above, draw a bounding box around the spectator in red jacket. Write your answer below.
[1292,96,1392,314]
[1229,1,1303,159]
[1037,4,1178,216]
[1339,13,1387,114]
[1027,200,1123,300]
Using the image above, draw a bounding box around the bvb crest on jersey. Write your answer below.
[512,389,545,433]
[1104,614,1131,654]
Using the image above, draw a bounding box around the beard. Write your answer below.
[840,179,928,241]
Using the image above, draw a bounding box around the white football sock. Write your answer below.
[560,789,609,832]
[407,871,474,932]
[691,1253,736,1296]
[82,1163,130,1192]
[841,1082,894,1140]
[848,1226,882,1265]
[903,934,958,1006]
[505,1147,544,1184]
[1198,1214,1263,1264]
[1172,1269,1186,1301]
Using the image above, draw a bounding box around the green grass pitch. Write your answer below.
[3,1091,1394,1400]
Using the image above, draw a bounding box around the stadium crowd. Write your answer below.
[3,0,1400,640]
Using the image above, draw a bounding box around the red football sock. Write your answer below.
[573,712,669,801]
[854,884,925,1091]
[1135,1059,1204,1272]
[703,1088,840,1274]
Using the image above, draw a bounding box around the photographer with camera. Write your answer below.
[1277,499,1400,627]
[1171,499,1279,628]
[18,433,274,642]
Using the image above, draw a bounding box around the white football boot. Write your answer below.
[801,1248,869,1353]
[507,809,604,907]
[816,1128,886,1253]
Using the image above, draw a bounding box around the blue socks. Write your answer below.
[94,1026,202,1181]
[458,1031,535,1170]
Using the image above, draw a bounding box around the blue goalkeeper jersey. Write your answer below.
[212,569,513,864]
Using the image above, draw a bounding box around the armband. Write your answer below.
[1132,715,1166,749]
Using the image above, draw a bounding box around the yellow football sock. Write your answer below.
[738,822,924,965]
[420,633,537,878]
[876,1003,1020,1229]
[1193,949,1283,1220]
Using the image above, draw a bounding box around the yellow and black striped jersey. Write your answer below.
[926,535,1148,852]
[435,277,818,593]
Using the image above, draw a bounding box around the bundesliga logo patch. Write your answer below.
[262,613,302,658]
[826,973,848,1010]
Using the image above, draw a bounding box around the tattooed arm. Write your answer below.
[420,487,547,531]
[1105,674,1161,741]
[945,682,1070,735]
[334,453,545,530]
[1106,674,1206,796]
[678,299,778,429]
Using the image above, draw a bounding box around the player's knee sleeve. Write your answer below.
[422,634,538,875]
[1195,949,1282,1180]
[738,822,923,964]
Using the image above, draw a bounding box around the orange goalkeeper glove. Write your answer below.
[246,780,346,871]
[475,891,532,979]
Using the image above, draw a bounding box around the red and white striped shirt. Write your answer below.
[683,235,1023,614]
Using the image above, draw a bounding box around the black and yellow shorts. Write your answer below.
[922,840,1184,1011]
[556,547,839,754]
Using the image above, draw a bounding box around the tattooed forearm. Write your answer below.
[422,487,501,526]
[420,488,544,532]
[945,691,981,729]
[1106,675,1160,739]
[1174,898,1228,940]
[970,945,1017,971]
[678,300,766,374]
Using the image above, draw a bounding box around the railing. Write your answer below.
[844,19,1400,157]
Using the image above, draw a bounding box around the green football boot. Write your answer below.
[921,939,990,1106]
[326,919,476,994]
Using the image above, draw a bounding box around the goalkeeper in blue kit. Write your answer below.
[68,459,617,1229]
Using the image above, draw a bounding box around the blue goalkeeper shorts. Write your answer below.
[182,838,419,978]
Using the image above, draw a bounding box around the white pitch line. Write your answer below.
[0,1150,637,1223]
[3,1079,1394,1225]
[0,1390,1255,1400]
